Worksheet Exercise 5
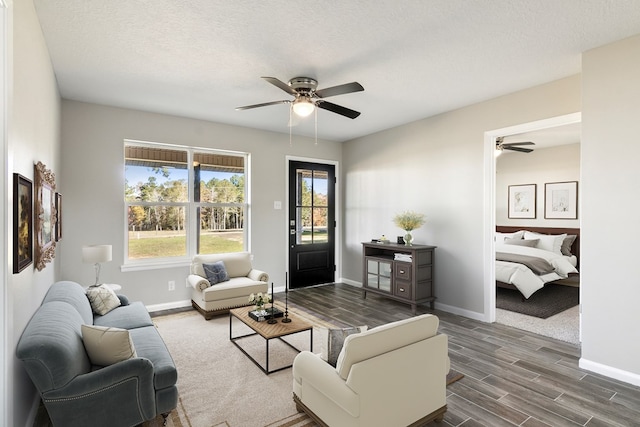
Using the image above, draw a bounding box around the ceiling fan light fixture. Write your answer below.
[292,97,315,117]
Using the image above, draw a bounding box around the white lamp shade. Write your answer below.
[82,245,112,264]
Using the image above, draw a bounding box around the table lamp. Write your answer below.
[82,244,112,287]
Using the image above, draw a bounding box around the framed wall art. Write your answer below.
[55,192,63,241]
[508,184,536,219]
[545,181,578,219]
[13,173,33,273]
[34,161,57,271]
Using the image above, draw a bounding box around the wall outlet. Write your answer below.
[168,280,175,291]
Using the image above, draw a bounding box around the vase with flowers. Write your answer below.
[393,211,426,246]
[249,292,271,312]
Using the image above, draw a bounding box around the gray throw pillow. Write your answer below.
[202,261,230,285]
[561,235,577,256]
[504,238,539,247]
[327,326,367,367]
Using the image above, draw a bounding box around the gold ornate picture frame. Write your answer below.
[34,161,56,270]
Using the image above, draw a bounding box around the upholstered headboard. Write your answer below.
[496,226,580,263]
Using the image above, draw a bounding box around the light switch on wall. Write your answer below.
[274,201,282,209]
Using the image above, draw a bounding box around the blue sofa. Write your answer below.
[16,281,178,427]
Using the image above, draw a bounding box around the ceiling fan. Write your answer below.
[236,76,364,119]
[496,136,535,154]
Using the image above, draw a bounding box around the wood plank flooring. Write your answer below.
[282,283,640,427]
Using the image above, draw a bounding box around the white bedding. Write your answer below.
[495,243,579,299]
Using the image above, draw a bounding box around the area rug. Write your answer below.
[497,283,579,319]
[146,306,462,427]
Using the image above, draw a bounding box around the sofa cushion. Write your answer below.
[203,261,230,284]
[81,324,137,366]
[202,278,268,302]
[336,314,439,380]
[86,285,121,315]
[93,301,154,329]
[42,281,94,324]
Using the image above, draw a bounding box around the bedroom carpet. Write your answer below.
[496,283,579,319]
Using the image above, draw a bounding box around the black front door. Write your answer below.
[288,161,336,289]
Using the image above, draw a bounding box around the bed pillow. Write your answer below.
[561,235,577,256]
[495,230,524,242]
[504,238,539,247]
[524,231,566,255]
[202,261,230,285]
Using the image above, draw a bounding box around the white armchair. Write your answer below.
[292,314,449,427]
[188,252,268,319]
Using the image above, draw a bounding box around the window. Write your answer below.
[124,141,248,264]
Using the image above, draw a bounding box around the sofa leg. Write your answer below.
[161,412,170,426]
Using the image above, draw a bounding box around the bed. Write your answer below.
[495,226,580,299]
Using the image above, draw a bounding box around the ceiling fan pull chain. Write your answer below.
[289,104,293,146]
[315,107,318,145]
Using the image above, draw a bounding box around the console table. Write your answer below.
[362,242,436,314]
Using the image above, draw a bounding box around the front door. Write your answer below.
[288,161,336,289]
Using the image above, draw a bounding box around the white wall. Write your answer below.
[580,34,640,385]
[496,143,580,228]
[342,76,581,318]
[59,101,342,306]
[7,0,61,426]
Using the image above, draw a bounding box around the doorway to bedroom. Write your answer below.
[489,114,582,345]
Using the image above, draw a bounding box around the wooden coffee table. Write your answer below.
[229,306,313,374]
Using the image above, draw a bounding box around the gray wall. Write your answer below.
[7,1,61,426]
[496,143,581,228]
[59,101,342,306]
[341,76,581,318]
[580,33,640,384]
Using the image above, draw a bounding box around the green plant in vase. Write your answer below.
[393,211,425,246]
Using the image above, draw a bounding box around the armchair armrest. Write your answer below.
[187,274,211,291]
[293,351,360,418]
[248,269,269,282]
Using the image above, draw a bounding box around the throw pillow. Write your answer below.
[504,238,539,247]
[86,285,121,315]
[81,324,137,366]
[326,326,368,367]
[202,261,230,285]
[561,234,577,256]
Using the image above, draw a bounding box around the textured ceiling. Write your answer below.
[33,0,640,142]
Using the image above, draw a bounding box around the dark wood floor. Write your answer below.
[283,283,640,427]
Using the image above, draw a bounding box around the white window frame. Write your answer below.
[122,140,249,271]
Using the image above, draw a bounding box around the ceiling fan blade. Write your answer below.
[502,141,534,147]
[504,146,534,153]
[315,82,364,98]
[262,76,297,96]
[317,101,361,119]
[235,100,290,111]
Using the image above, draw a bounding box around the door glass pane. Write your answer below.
[312,207,328,243]
[296,169,312,206]
[379,276,391,292]
[312,170,328,206]
[297,207,312,244]
[127,206,187,259]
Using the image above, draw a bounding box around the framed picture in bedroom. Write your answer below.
[545,181,578,219]
[508,184,536,219]
[13,173,33,273]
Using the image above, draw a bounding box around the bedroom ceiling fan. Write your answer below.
[495,137,535,156]
[236,76,364,119]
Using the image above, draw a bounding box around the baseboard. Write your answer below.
[340,278,362,287]
[146,299,192,313]
[579,358,640,387]
[435,301,487,322]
